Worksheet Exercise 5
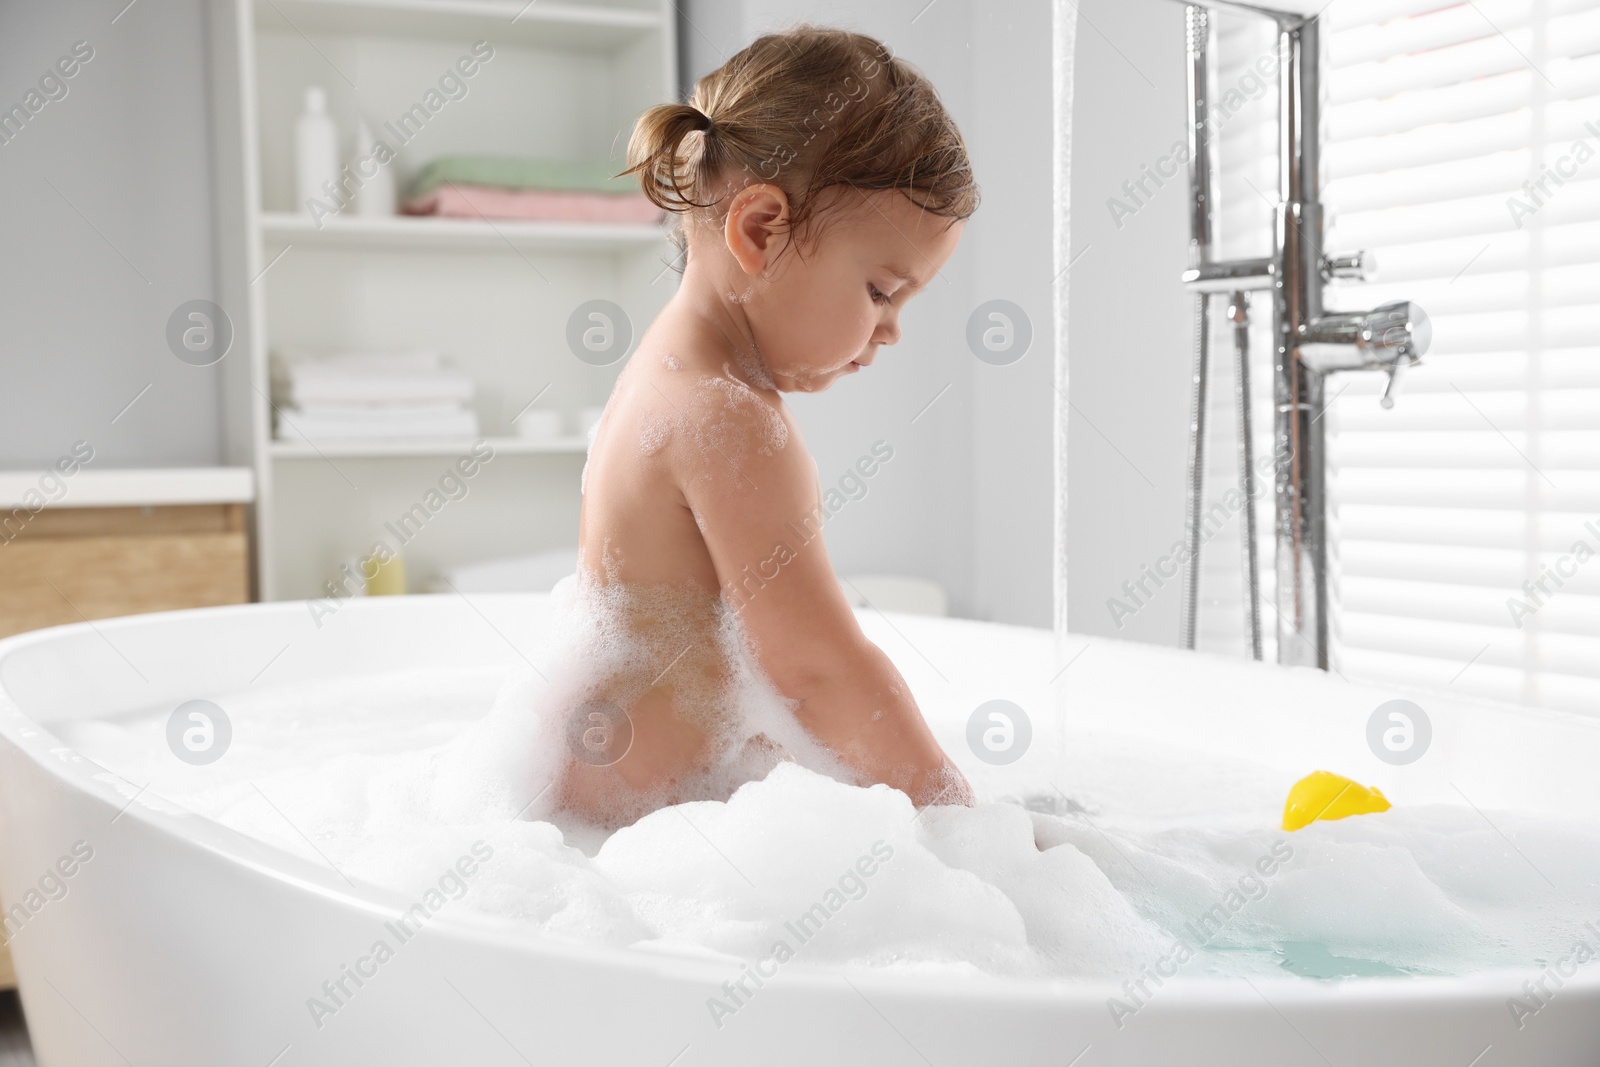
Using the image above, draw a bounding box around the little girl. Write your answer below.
[537,25,980,829]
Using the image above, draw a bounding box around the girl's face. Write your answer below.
[724,186,965,393]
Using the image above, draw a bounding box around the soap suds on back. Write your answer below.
[429,571,855,830]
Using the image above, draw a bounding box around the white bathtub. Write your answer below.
[1,595,1596,1066]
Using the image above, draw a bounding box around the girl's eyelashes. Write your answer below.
[869,283,890,305]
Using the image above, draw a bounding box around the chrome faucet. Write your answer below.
[1168,2,1433,668]
[1300,299,1432,409]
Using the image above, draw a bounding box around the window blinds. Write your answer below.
[1209,0,1600,715]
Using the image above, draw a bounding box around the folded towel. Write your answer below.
[277,407,480,441]
[286,368,475,406]
[273,349,477,407]
[402,183,664,224]
[409,157,637,199]
[297,350,443,371]
[291,402,468,421]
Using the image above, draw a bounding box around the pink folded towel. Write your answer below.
[402,183,664,224]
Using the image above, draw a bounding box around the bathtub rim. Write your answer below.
[1,597,1597,1014]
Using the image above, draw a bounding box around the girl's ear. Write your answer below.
[724,183,792,278]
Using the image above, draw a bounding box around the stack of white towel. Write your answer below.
[273,351,478,442]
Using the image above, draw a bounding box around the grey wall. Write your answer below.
[1065,0,1193,646]
[0,0,223,469]
[968,2,1056,629]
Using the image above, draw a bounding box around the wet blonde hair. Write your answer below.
[620,24,980,264]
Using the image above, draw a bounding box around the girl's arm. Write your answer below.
[675,394,974,809]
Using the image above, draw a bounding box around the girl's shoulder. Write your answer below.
[626,347,796,464]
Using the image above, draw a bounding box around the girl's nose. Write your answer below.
[876,313,902,346]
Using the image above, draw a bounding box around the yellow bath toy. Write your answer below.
[1282,771,1390,831]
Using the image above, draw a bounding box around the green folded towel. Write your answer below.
[408,156,639,198]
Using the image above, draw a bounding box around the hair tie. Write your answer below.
[690,106,713,133]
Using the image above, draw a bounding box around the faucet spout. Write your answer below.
[1300,301,1431,408]
[1300,300,1432,372]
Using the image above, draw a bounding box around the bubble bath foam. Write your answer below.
[56,632,1600,985]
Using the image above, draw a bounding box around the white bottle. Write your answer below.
[295,86,340,215]
[353,119,396,217]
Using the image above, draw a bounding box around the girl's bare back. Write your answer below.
[555,332,815,825]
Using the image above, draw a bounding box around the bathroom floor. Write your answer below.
[0,993,33,1066]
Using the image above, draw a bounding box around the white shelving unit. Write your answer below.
[269,435,589,458]
[207,0,679,600]
[258,211,669,252]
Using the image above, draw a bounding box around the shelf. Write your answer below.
[229,0,676,599]
[259,212,670,253]
[270,435,589,459]
[0,468,255,508]
[255,0,663,52]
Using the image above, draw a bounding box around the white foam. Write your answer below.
[692,369,787,456]
[56,642,1600,983]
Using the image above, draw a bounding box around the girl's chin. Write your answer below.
[772,362,858,392]
[778,379,835,394]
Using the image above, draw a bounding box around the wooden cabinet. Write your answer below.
[0,504,250,639]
